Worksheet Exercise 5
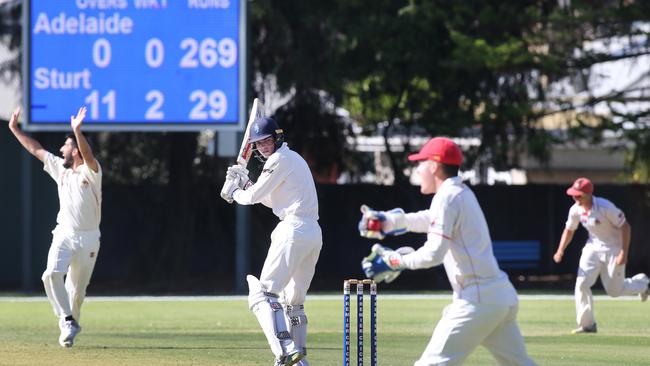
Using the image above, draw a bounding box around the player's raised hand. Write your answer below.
[358,204,408,240]
[359,205,387,240]
[8,106,21,130]
[70,106,87,131]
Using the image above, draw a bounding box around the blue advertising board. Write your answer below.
[24,0,245,131]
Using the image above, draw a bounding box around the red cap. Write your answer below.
[566,177,593,196]
[408,137,463,166]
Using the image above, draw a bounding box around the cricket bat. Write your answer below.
[236,98,265,168]
[220,98,265,202]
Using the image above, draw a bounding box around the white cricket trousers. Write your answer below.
[259,216,322,306]
[414,300,536,366]
[41,227,100,321]
[575,245,649,328]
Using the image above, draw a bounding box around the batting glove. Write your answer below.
[220,174,241,204]
[226,165,252,189]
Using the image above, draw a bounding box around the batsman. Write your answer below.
[358,137,536,365]
[221,116,322,366]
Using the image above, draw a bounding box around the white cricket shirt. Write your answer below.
[43,152,102,232]
[233,143,319,221]
[401,176,518,305]
[565,196,626,251]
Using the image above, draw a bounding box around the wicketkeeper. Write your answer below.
[222,117,322,366]
[359,137,536,365]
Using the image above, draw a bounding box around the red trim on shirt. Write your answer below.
[430,231,452,241]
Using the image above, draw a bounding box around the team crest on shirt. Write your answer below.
[90,252,95,258]
[262,162,278,175]
[81,179,89,188]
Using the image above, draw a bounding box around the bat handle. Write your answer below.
[219,183,235,204]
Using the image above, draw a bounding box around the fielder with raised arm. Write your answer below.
[553,177,649,334]
[222,117,322,366]
[7,106,101,348]
[359,137,536,366]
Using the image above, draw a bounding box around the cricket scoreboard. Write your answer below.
[24,0,245,131]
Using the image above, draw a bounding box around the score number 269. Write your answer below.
[92,37,237,69]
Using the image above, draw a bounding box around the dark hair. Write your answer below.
[65,134,78,148]
[64,133,93,159]
[440,163,460,177]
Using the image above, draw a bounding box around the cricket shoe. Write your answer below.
[273,350,304,366]
[59,319,82,347]
[571,323,597,334]
[638,274,649,302]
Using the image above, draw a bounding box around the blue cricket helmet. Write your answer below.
[249,117,284,150]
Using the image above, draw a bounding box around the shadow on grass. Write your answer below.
[82,345,341,351]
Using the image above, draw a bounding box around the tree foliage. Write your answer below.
[250,0,650,182]
[0,0,21,84]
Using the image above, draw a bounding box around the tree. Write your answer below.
[0,1,21,85]
[249,0,650,182]
[249,0,353,181]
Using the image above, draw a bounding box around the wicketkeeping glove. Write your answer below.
[358,204,407,240]
[361,244,414,284]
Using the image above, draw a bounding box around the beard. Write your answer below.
[63,155,74,169]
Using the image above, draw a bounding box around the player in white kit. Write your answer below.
[222,117,322,366]
[359,137,536,365]
[553,177,649,334]
[7,106,102,348]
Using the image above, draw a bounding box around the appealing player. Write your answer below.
[222,117,322,366]
[7,106,102,347]
[553,177,649,334]
[359,137,536,365]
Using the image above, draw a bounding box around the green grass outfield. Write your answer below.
[0,294,648,366]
